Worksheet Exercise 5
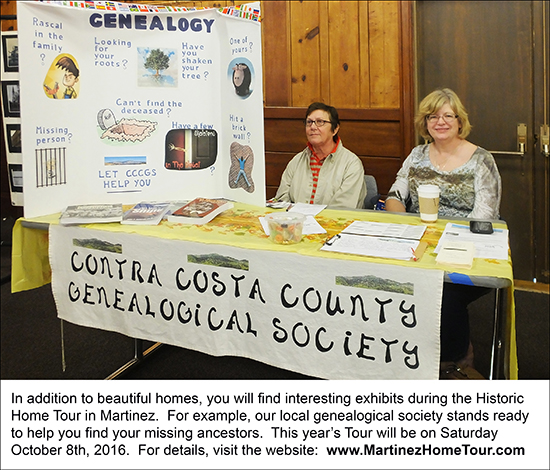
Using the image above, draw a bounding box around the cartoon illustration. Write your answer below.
[165,129,217,170]
[36,147,67,188]
[56,56,79,99]
[229,141,254,192]
[234,155,251,187]
[232,63,251,97]
[46,156,57,179]
[169,142,186,156]
[97,108,156,143]
[43,54,81,100]
[43,82,59,98]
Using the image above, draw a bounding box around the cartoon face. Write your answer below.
[46,157,56,179]
[233,68,245,87]
[63,71,78,87]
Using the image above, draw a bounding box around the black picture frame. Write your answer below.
[6,123,21,153]
[8,164,23,193]
[1,34,19,74]
[2,81,20,117]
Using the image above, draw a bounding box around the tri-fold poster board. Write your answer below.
[16,1,265,218]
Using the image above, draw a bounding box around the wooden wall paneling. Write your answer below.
[199,1,234,7]
[0,0,17,29]
[327,1,360,109]
[368,1,400,108]
[340,121,401,158]
[358,1,371,108]
[264,117,307,153]
[357,156,403,195]
[261,1,291,106]
[399,0,416,155]
[318,1,330,103]
[289,0,322,106]
[264,106,405,196]
[265,151,294,184]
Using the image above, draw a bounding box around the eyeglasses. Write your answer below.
[305,119,331,128]
[426,113,458,123]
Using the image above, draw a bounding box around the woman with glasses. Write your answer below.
[385,88,501,218]
[273,102,366,208]
[386,88,502,379]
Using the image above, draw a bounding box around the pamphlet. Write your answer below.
[59,203,123,225]
[121,202,171,226]
[167,198,233,225]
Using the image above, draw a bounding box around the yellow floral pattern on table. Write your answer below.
[13,202,513,290]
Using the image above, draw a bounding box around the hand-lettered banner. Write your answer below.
[49,225,444,379]
[17,1,265,218]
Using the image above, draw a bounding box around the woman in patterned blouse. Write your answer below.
[386,88,502,379]
[386,88,501,218]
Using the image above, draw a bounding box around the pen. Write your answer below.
[410,247,417,261]
[286,204,294,212]
[324,234,340,246]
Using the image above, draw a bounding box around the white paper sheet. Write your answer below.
[435,223,509,260]
[342,220,426,240]
[321,232,419,260]
[287,202,327,216]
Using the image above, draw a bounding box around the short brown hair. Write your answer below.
[414,88,472,140]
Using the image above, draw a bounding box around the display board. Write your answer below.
[17,1,265,218]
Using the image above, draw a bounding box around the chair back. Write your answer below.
[363,174,379,209]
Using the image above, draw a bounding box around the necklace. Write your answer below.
[433,140,463,171]
[436,155,451,170]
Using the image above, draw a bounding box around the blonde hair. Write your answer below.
[414,88,472,140]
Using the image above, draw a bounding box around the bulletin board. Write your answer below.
[16,1,265,218]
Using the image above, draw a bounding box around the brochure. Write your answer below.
[59,203,123,225]
[167,198,234,225]
[121,202,171,226]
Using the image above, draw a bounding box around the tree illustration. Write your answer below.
[144,49,170,77]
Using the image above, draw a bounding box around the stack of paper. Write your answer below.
[436,241,476,269]
[435,223,509,260]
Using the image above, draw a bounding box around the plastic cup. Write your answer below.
[417,184,440,223]
[265,212,306,244]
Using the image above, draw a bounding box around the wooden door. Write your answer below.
[416,0,549,282]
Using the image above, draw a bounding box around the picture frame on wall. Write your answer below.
[6,123,21,153]
[8,163,23,193]
[8,163,24,206]
[1,81,20,118]
[1,33,19,77]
